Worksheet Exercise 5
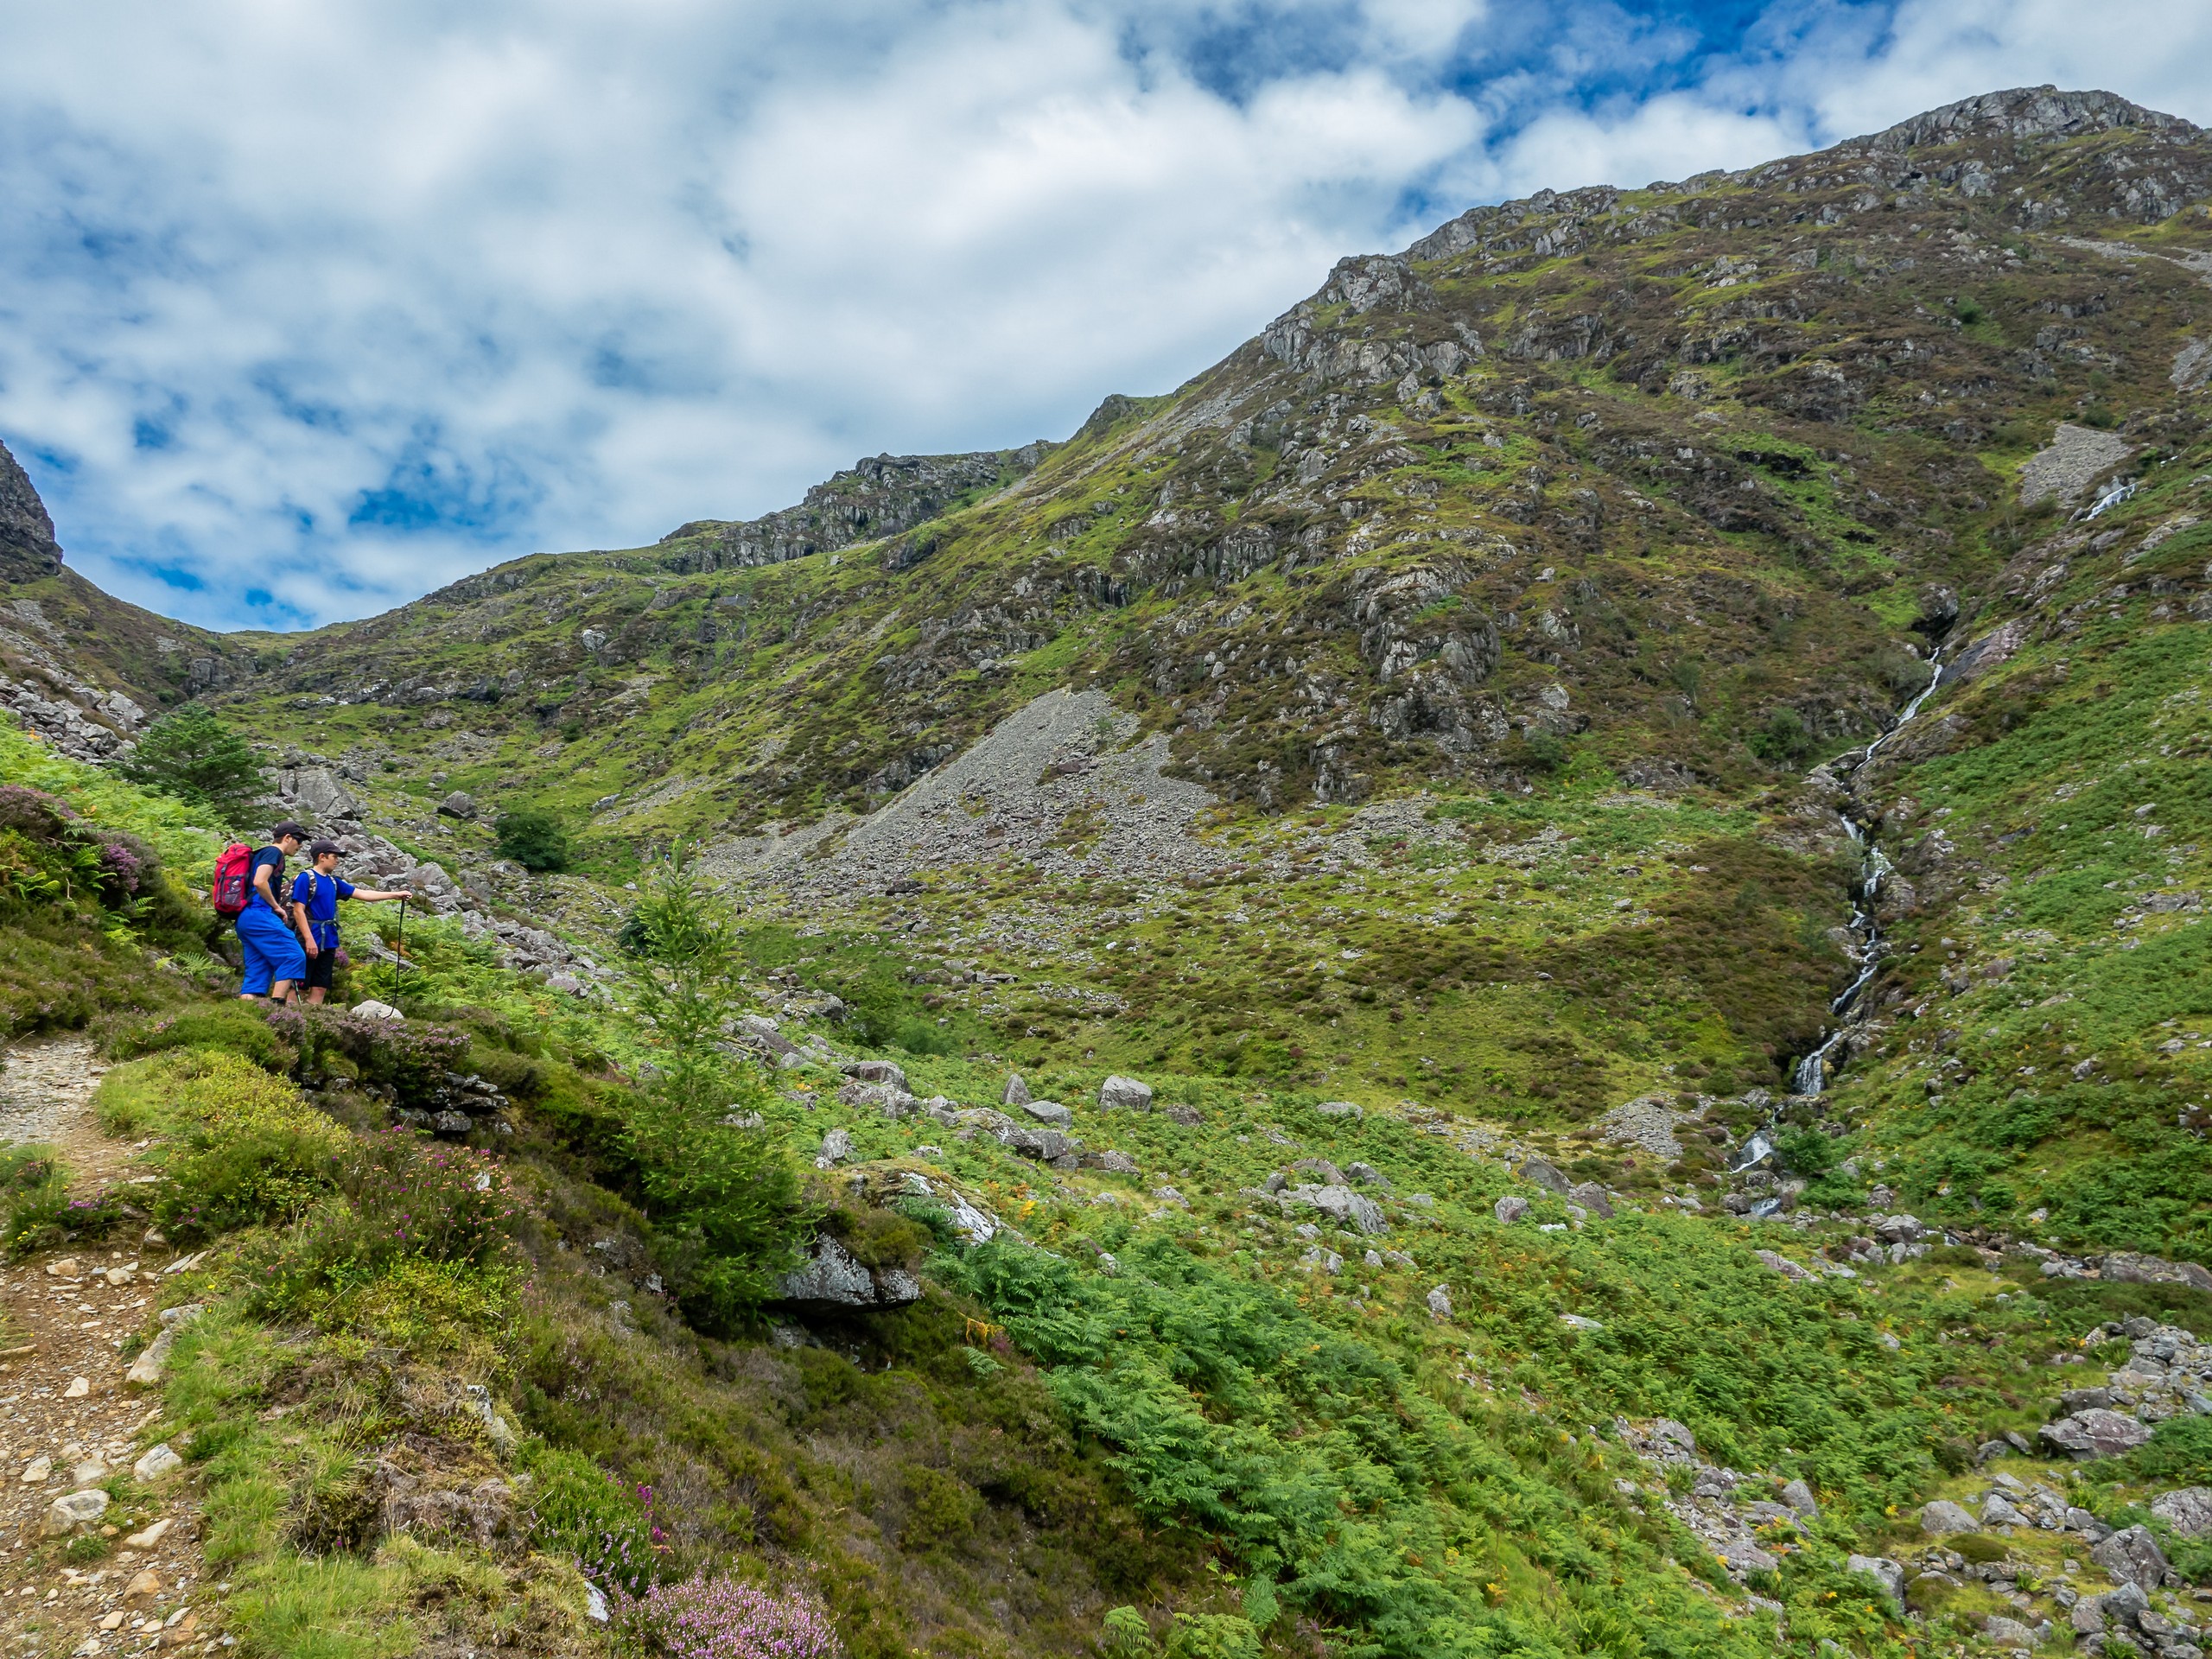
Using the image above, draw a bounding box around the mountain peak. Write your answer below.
[0,437,61,582]
[1864,84,2198,151]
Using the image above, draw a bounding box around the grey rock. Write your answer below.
[775,1233,920,1308]
[2043,1408,2154,1459]
[2150,1485,2212,1538]
[1262,1172,1287,1194]
[2061,1387,2114,1414]
[1090,1150,1140,1175]
[2067,1505,2104,1532]
[1717,1535,1777,1577]
[2020,422,2134,507]
[2070,1596,2109,1635]
[131,1444,183,1483]
[42,1489,107,1535]
[435,789,476,820]
[815,1128,853,1167]
[1306,1183,1388,1236]
[1846,1554,1904,1605]
[351,999,404,1021]
[1981,1614,2035,1645]
[2100,1580,2150,1625]
[1494,1195,1529,1224]
[1649,1418,1697,1459]
[1313,1100,1363,1120]
[844,1059,909,1090]
[1294,1158,1346,1184]
[1780,1478,1818,1518]
[1161,1104,1203,1126]
[432,1110,474,1135]
[1097,1075,1154,1111]
[1001,1073,1032,1107]
[1345,1161,1390,1189]
[280,766,365,823]
[1426,1285,1452,1319]
[1519,1157,1571,1195]
[1567,1181,1614,1218]
[1021,1099,1073,1128]
[1920,1499,1980,1535]
[1981,1493,2030,1528]
[2090,1523,2170,1590]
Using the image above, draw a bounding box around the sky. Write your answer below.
[1,0,2209,632]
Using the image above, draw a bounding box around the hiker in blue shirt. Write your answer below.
[290,840,413,1006]
[237,822,309,1004]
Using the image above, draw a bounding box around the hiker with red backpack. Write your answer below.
[214,822,309,1003]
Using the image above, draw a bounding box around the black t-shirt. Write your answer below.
[250,847,289,912]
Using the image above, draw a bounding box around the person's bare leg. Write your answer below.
[271,980,296,1005]
[307,987,327,1005]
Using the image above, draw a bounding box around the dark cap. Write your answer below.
[307,839,342,859]
[271,822,309,842]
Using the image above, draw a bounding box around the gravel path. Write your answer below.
[0,1036,217,1656]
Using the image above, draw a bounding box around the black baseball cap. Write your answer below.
[271,822,309,842]
[307,840,342,859]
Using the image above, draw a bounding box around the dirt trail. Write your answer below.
[0,1036,216,1656]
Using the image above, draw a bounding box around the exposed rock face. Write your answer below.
[1866,86,2197,151]
[662,444,1053,572]
[775,1233,921,1308]
[2018,423,2134,506]
[0,439,60,582]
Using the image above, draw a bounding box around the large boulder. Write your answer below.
[43,1490,107,1536]
[1097,1075,1154,1112]
[2149,1486,2212,1538]
[1518,1157,1570,1195]
[2090,1523,2171,1590]
[1919,1500,1980,1535]
[1021,1099,1073,1128]
[2041,1408,2154,1459]
[1846,1554,1904,1605]
[775,1235,921,1308]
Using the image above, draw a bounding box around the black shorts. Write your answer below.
[302,945,337,992]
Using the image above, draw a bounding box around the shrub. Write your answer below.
[111,1004,295,1073]
[493,808,571,874]
[522,1446,659,1598]
[2118,1415,2212,1488]
[261,1130,525,1316]
[271,1007,471,1108]
[620,1573,841,1659]
[0,1145,125,1255]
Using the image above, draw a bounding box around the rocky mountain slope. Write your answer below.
[2,80,2211,1659]
[0,438,252,761]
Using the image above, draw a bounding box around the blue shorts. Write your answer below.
[237,904,307,995]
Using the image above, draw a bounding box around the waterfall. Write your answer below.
[1786,648,1949,1099]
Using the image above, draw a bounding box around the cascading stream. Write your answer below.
[1729,646,1950,1198]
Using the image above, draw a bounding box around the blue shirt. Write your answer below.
[289,869,357,949]
[250,847,289,914]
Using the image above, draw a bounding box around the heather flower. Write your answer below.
[623,1573,841,1659]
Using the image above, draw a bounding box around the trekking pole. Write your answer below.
[391,892,408,1011]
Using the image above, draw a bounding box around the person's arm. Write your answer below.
[252,857,282,913]
[290,874,318,955]
[347,887,413,904]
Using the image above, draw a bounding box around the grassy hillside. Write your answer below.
[3,83,2211,1659]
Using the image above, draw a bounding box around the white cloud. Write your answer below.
[0,0,2201,631]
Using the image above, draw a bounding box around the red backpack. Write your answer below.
[211,842,254,918]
